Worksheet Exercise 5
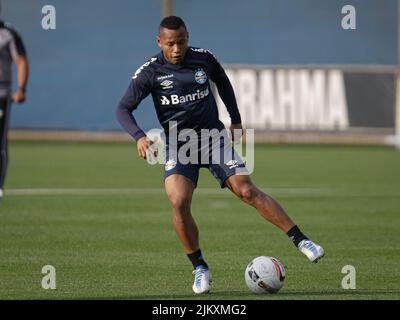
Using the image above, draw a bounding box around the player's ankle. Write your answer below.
[286,225,308,247]
[187,249,208,269]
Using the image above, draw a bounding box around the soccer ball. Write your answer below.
[244,256,286,294]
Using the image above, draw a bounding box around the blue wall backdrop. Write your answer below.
[2,0,398,132]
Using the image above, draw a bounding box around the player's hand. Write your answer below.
[137,136,155,160]
[12,88,26,103]
[230,123,243,143]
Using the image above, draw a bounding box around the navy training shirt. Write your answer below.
[116,47,242,142]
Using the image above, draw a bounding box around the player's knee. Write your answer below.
[168,195,190,211]
[172,210,192,224]
[237,184,257,203]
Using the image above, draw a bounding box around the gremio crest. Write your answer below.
[194,69,207,84]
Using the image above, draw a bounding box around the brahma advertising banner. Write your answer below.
[216,66,397,141]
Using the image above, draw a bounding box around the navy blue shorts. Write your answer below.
[163,136,248,188]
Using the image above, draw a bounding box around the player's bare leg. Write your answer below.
[165,174,198,253]
[225,174,295,232]
[225,174,324,262]
[165,174,212,293]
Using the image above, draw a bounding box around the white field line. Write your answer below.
[5,187,400,198]
[4,187,331,197]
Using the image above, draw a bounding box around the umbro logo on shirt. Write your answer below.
[226,160,239,169]
[160,79,173,89]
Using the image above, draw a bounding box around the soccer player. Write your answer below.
[116,16,324,294]
[0,20,29,200]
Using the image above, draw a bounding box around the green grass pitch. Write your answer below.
[1,141,400,300]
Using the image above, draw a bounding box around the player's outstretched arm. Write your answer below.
[116,81,157,161]
[116,69,152,142]
[116,100,146,142]
[208,51,242,138]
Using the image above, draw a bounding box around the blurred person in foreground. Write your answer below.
[0,16,29,201]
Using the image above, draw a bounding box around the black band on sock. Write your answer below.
[286,225,308,247]
[187,249,208,269]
